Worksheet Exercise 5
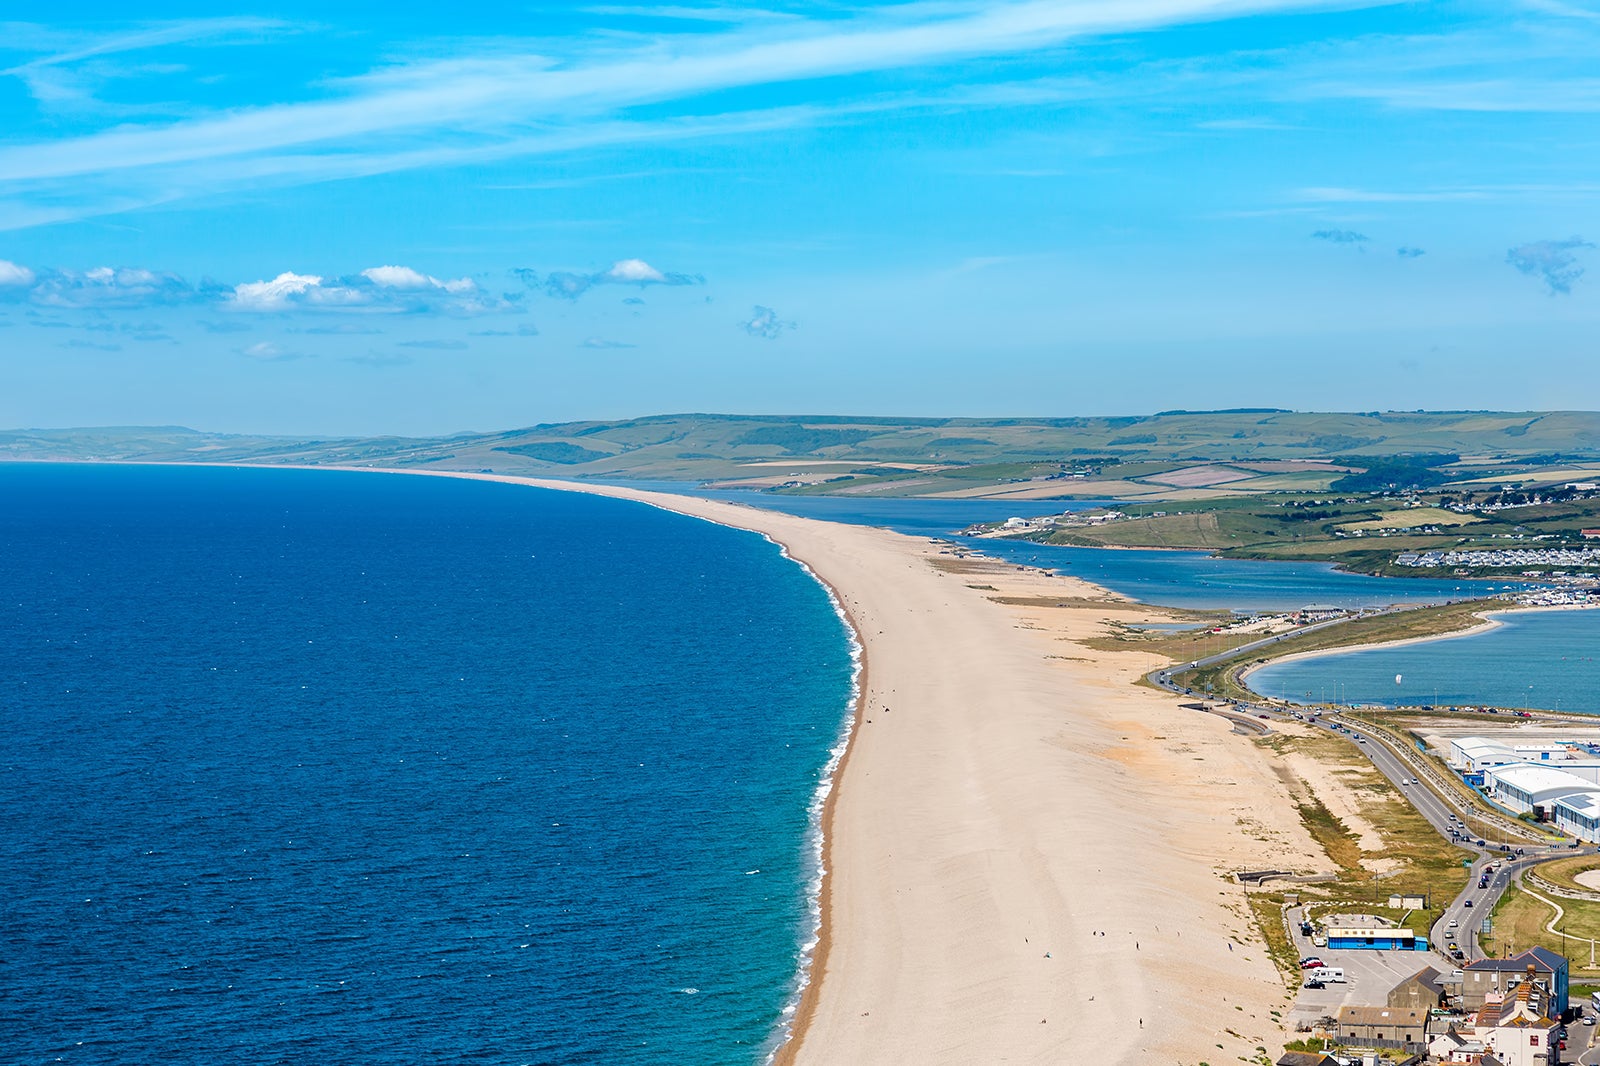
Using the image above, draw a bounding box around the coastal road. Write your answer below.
[1150,614,1596,979]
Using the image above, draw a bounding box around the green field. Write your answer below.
[7,410,1600,484]
[1015,491,1600,576]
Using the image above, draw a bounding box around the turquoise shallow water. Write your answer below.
[1246,608,1600,713]
[0,464,855,1065]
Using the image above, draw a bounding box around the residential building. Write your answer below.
[1461,949,1569,1017]
[1335,1004,1427,1049]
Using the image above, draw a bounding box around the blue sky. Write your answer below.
[2,1,1597,435]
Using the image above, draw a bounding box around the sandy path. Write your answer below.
[376,471,1326,1063]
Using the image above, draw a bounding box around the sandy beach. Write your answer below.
[385,470,1330,1062]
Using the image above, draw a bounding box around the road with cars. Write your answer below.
[1148,621,1597,1021]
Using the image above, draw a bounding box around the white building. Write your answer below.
[1469,971,1560,1066]
[1553,792,1600,842]
[1484,763,1600,818]
[1531,759,1600,786]
[1448,736,1596,772]
[1513,743,1583,763]
[1450,737,1521,772]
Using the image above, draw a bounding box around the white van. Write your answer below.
[1308,967,1346,983]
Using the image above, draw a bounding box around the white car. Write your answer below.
[1448,919,1459,927]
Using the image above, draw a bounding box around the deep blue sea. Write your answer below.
[1246,608,1600,714]
[0,464,856,1066]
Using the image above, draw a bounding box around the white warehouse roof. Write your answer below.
[1486,763,1600,804]
[1456,738,1516,758]
[1556,793,1600,817]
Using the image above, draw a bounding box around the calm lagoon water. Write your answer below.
[0,463,855,1065]
[1246,608,1600,714]
[585,479,1519,612]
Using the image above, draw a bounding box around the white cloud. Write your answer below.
[229,271,327,311]
[602,258,667,283]
[0,259,35,286]
[361,264,476,293]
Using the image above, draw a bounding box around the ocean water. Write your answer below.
[1246,608,1600,714]
[0,464,856,1066]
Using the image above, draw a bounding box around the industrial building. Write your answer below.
[1482,763,1600,819]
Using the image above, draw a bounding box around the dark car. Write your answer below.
[1465,899,1474,908]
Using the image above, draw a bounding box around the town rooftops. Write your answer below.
[1337,1005,1425,1026]
[1274,1053,1339,1066]
[1403,965,1444,995]
[1468,946,1568,972]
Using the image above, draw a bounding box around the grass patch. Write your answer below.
[1297,795,1365,876]
[1270,728,1472,929]
[1531,855,1600,894]
[1246,892,1301,990]
[1483,885,1600,976]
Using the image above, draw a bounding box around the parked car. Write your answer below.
[1300,957,1324,969]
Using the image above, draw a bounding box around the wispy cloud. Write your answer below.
[1297,186,1491,204]
[0,0,1384,225]
[1310,229,1368,244]
[520,258,703,300]
[396,339,469,350]
[581,336,635,349]
[1396,246,1425,258]
[1506,237,1593,294]
[0,264,207,308]
[344,352,413,368]
[235,340,304,361]
[2,18,292,117]
[740,304,792,339]
[0,259,35,286]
